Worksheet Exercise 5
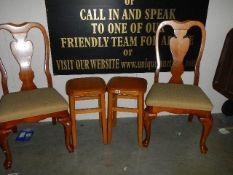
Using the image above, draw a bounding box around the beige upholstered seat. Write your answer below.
[0,88,68,123]
[146,83,213,111]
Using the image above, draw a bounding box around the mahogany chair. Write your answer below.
[66,77,107,148]
[0,22,74,169]
[107,76,147,145]
[143,20,213,153]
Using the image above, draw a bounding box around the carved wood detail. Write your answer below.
[169,29,190,84]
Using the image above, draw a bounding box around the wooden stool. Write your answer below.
[66,77,107,148]
[107,76,147,145]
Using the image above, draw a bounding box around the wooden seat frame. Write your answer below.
[143,20,213,153]
[0,22,74,169]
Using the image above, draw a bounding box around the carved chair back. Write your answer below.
[155,20,206,85]
[0,22,52,95]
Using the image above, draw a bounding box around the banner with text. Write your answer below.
[45,0,209,74]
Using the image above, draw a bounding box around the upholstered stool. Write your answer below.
[107,76,147,145]
[66,77,107,148]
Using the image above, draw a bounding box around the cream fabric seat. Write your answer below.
[0,88,68,123]
[146,83,213,111]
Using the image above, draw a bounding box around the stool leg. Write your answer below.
[98,96,103,128]
[112,95,117,127]
[107,92,113,144]
[138,94,144,146]
[69,96,77,148]
[100,93,107,144]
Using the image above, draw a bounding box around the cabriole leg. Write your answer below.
[143,110,156,147]
[0,129,13,169]
[57,117,74,152]
[198,112,213,154]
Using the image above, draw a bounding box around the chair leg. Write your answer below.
[11,126,18,133]
[198,112,213,154]
[107,92,113,144]
[69,96,77,149]
[188,114,194,122]
[143,110,156,147]
[57,115,74,153]
[100,93,107,144]
[52,118,57,125]
[0,129,13,169]
[137,94,144,146]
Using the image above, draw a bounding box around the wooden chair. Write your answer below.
[66,77,107,148]
[0,22,74,169]
[107,76,147,145]
[143,20,213,153]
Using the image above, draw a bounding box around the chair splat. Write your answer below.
[169,29,190,84]
[10,32,36,90]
